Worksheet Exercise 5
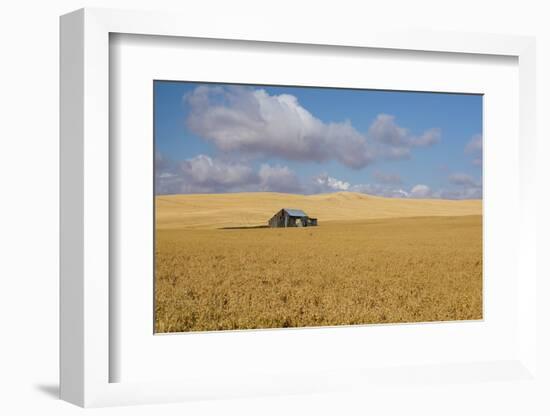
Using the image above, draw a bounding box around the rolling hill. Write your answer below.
[155,191,482,229]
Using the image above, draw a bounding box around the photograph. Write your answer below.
[154,81,483,333]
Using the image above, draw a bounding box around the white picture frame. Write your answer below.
[60,7,538,408]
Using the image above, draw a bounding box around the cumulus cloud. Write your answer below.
[311,173,434,199]
[311,173,481,200]
[367,114,441,159]
[443,172,482,199]
[184,86,440,168]
[158,86,483,199]
[449,173,477,187]
[155,153,302,194]
[436,187,482,199]
[350,180,481,200]
[310,173,412,197]
[351,183,410,198]
[411,128,442,147]
[367,114,409,147]
[465,133,482,154]
[185,86,374,169]
[410,184,432,198]
[313,173,351,192]
[258,164,303,193]
[157,153,482,200]
[353,181,481,200]
[180,154,257,190]
[155,154,257,194]
[465,133,482,166]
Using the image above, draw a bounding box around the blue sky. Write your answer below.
[154,81,482,199]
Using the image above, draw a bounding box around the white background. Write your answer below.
[1,1,549,415]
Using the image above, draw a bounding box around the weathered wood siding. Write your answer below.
[268,209,318,228]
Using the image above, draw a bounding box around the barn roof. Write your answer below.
[283,208,308,217]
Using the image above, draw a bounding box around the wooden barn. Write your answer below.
[268,208,318,228]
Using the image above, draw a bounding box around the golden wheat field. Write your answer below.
[155,192,482,333]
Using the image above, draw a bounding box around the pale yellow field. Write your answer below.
[155,192,482,333]
[156,191,481,230]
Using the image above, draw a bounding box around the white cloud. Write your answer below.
[313,173,351,192]
[394,189,410,198]
[465,133,482,154]
[351,183,410,198]
[410,184,432,198]
[258,164,303,193]
[169,154,257,193]
[312,174,410,198]
[157,154,481,200]
[465,133,483,166]
[368,114,441,160]
[155,154,301,194]
[383,146,412,160]
[449,173,477,187]
[185,86,374,169]
[350,181,481,200]
[411,128,442,147]
[444,172,482,199]
[184,86,440,168]
[367,114,409,147]
[436,187,482,200]
[181,154,256,188]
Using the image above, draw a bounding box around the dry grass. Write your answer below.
[156,191,482,230]
[155,193,482,333]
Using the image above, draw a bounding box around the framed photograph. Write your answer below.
[60,8,539,408]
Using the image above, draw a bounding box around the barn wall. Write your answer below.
[268,210,318,227]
